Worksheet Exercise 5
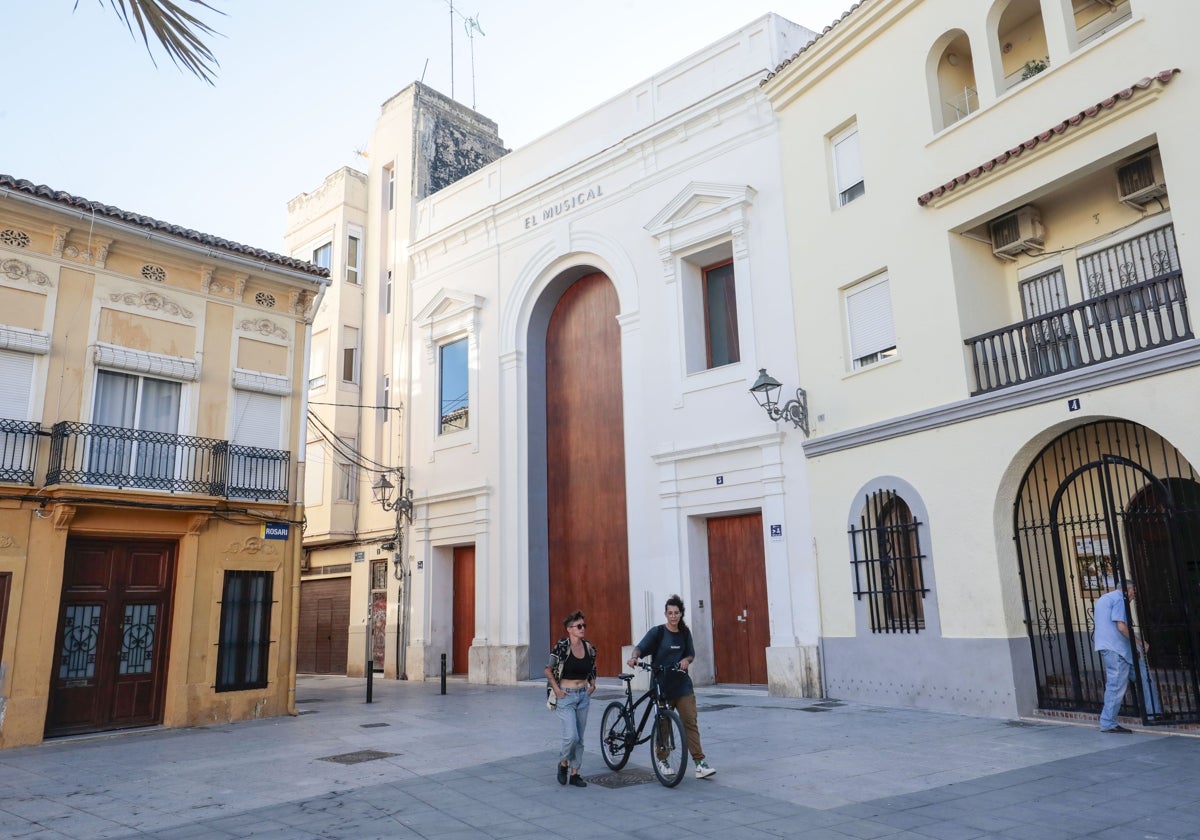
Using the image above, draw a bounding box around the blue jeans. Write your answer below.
[1100,650,1131,730]
[556,688,590,770]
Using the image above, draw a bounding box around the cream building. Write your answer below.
[290,15,824,696]
[0,175,326,748]
[764,0,1200,722]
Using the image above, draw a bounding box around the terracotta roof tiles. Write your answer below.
[0,174,328,279]
[761,2,867,85]
[916,69,1180,206]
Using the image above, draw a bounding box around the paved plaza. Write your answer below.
[1,675,1198,839]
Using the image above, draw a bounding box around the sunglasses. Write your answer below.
[571,623,586,629]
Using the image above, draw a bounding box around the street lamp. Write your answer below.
[370,469,416,688]
[749,368,810,437]
[372,470,414,578]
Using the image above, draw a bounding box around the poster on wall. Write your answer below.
[1074,535,1116,597]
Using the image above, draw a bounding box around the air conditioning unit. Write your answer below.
[989,205,1045,261]
[1117,151,1167,208]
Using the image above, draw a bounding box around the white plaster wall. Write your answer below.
[404,14,820,690]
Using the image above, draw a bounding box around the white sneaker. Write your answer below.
[656,759,674,777]
[695,759,716,779]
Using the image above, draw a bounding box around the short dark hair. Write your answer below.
[563,610,585,628]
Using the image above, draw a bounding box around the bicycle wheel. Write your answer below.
[599,701,633,771]
[650,707,687,787]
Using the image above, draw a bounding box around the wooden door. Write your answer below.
[452,546,475,674]
[298,578,350,674]
[546,272,630,675]
[47,540,175,737]
[708,513,770,684]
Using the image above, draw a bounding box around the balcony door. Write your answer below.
[91,370,181,487]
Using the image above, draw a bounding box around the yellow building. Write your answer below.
[0,175,327,748]
[764,0,1200,723]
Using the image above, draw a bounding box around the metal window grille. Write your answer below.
[850,490,927,633]
[215,570,274,692]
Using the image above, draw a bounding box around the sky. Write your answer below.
[3,1,856,253]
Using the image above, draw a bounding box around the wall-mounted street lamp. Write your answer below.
[370,468,417,689]
[372,470,414,580]
[749,368,810,437]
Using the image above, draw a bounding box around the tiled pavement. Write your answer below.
[1,675,1198,839]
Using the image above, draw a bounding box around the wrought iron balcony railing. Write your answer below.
[965,271,1192,395]
[0,418,42,485]
[44,421,289,501]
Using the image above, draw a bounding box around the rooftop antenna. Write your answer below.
[447,0,455,99]
[462,14,485,109]
[441,1,485,107]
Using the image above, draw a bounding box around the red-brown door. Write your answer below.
[452,546,475,674]
[46,540,176,737]
[546,272,630,675]
[298,578,350,674]
[708,513,769,684]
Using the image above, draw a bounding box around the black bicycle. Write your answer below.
[598,661,688,787]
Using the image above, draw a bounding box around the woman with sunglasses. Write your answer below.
[546,610,597,787]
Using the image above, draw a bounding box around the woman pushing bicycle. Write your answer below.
[627,594,716,779]
[546,610,596,787]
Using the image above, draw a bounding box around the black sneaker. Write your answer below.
[569,774,588,787]
[557,764,568,784]
[1101,725,1133,733]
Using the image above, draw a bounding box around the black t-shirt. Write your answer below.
[635,624,695,699]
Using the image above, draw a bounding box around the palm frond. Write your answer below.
[78,0,224,85]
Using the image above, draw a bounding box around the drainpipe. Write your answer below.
[287,273,330,715]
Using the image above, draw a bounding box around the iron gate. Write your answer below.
[1014,421,1200,724]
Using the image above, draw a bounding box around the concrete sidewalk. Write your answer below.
[1,675,1198,839]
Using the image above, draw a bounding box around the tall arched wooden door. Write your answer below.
[545,272,630,675]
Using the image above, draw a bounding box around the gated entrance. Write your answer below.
[1014,421,1200,724]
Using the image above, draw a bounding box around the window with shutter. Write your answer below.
[833,123,865,206]
[0,349,35,421]
[845,275,896,369]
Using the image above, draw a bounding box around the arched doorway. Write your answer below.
[541,271,630,675]
[1014,421,1200,724]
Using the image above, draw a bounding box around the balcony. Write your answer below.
[44,421,289,501]
[965,271,1192,395]
[0,418,42,485]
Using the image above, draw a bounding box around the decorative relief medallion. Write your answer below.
[1,258,52,287]
[61,237,112,268]
[141,264,167,282]
[0,532,17,550]
[108,290,194,319]
[0,229,30,248]
[225,536,278,556]
[238,317,289,340]
[254,291,277,308]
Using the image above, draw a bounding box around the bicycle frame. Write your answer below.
[617,663,677,745]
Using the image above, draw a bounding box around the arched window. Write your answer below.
[992,0,1050,93]
[850,489,927,633]
[930,30,978,130]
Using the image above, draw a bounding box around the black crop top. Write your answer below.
[559,648,593,680]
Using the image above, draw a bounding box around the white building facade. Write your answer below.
[406,14,821,694]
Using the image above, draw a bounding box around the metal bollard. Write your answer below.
[440,653,447,695]
[366,633,374,704]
